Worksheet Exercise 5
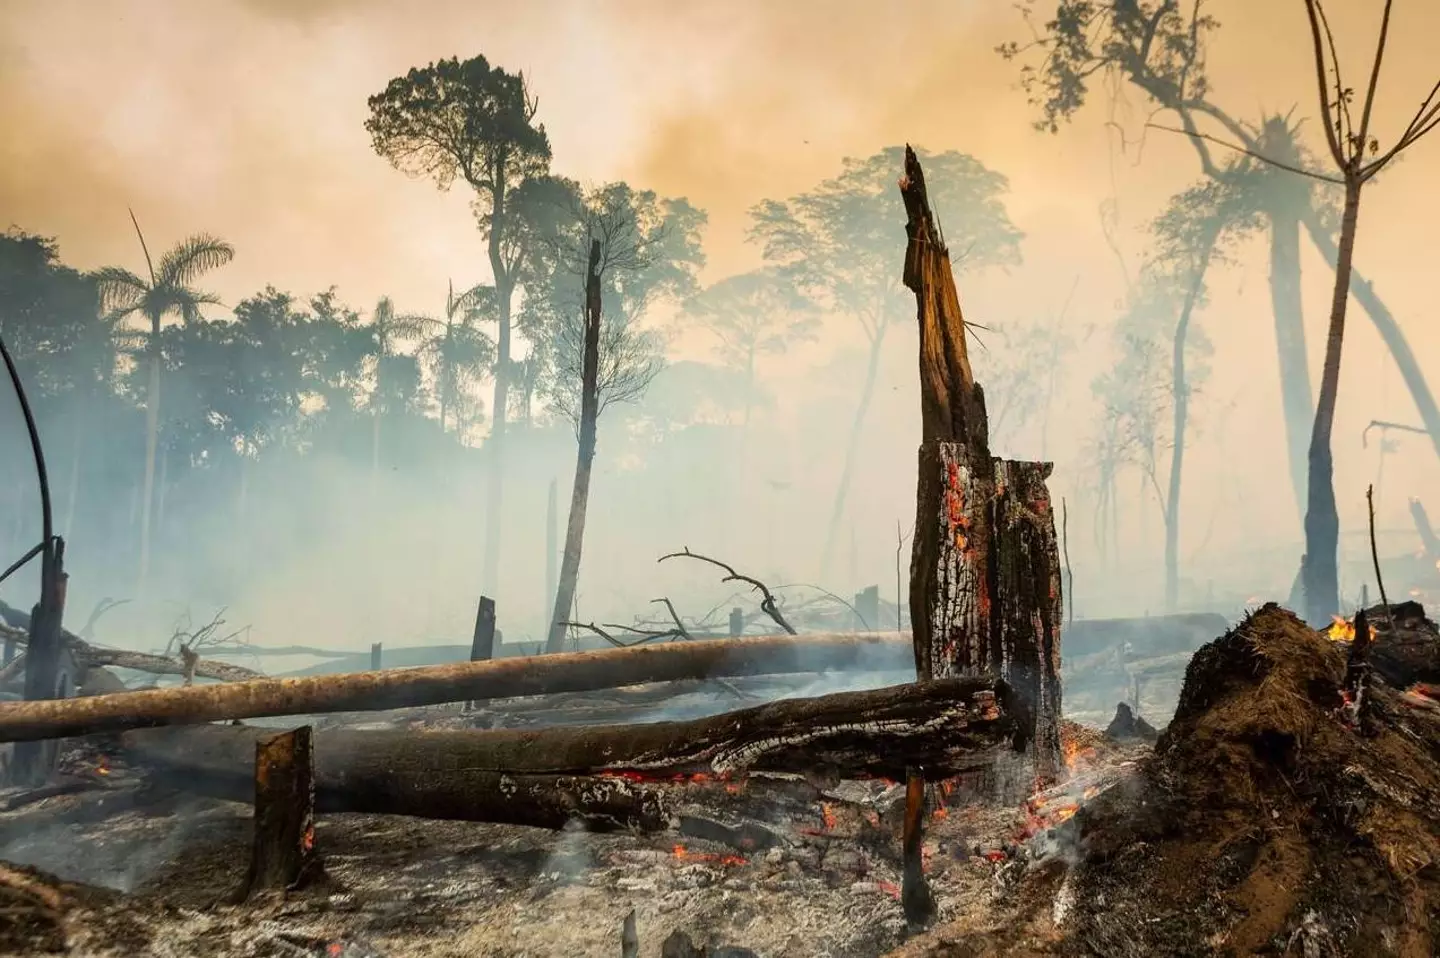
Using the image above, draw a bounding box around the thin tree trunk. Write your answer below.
[820,324,886,579]
[482,180,513,597]
[1302,210,1440,465]
[1165,246,1213,612]
[137,328,161,598]
[545,240,602,655]
[1302,177,1364,626]
[1266,206,1315,520]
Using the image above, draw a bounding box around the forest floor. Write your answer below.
[0,602,1435,957]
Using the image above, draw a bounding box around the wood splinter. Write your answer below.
[241,725,321,899]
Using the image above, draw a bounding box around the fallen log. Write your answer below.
[0,606,260,685]
[122,677,1021,790]
[0,631,916,743]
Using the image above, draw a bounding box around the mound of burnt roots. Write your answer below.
[1058,603,1440,957]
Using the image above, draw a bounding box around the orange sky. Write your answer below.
[1,0,1438,574]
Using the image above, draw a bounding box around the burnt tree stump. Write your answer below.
[900,145,1063,787]
[242,725,320,898]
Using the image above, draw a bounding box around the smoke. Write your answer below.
[0,0,1435,658]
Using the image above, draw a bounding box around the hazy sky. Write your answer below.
[2,0,1438,620]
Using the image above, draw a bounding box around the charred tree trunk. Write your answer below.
[899,145,1063,783]
[0,631,915,742]
[546,240,603,654]
[123,677,1022,805]
[242,726,320,898]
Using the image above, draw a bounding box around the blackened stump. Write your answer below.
[242,725,320,898]
[900,145,1063,785]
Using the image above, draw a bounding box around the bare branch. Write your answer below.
[658,547,797,635]
[1303,0,1347,166]
[649,598,692,639]
[1145,123,1344,183]
[1353,0,1396,161]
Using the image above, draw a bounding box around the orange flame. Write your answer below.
[1327,616,1377,643]
[820,803,838,830]
[876,880,901,900]
[302,826,315,852]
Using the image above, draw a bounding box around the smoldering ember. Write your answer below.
[1,3,1440,957]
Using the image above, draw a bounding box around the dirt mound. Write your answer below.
[1058,603,1440,957]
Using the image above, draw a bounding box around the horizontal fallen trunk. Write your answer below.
[122,678,1021,824]
[0,632,916,743]
[0,611,260,685]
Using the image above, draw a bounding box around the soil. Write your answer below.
[934,602,1440,958]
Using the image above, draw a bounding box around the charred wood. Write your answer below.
[900,145,1063,782]
[242,726,320,898]
[121,677,1022,790]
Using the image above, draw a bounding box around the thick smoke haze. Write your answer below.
[0,0,1436,655]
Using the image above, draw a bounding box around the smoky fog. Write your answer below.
[0,0,1436,670]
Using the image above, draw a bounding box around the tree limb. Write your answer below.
[658,547,796,634]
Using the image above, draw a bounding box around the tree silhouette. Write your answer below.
[748,145,1022,578]
[93,215,233,596]
[1000,0,1440,513]
[683,267,816,431]
[365,53,551,592]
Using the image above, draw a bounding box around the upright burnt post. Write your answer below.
[899,146,1063,787]
[242,725,320,898]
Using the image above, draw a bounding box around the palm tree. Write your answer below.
[419,280,496,434]
[94,212,233,596]
[364,296,430,485]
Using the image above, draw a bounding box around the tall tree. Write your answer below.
[94,216,233,596]
[683,267,815,431]
[1098,173,1259,610]
[536,182,706,653]
[1297,0,1439,624]
[749,146,1022,578]
[1000,0,1440,510]
[365,54,552,593]
[0,232,108,526]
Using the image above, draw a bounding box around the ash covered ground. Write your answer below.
[0,603,1436,957]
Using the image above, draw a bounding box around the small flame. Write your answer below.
[820,803,838,830]
[326,944,343,957]
[1328,616,1356,641]
[876,880,901,900]
[302,826,315,852]
[1062,739,1097,771]
[932,806,949,821]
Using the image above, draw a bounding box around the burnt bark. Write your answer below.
[0,632,919,742]
[122,677,1023,789]
[242,726,319,898]
[546,239,603,654]
[899,145,1063,782]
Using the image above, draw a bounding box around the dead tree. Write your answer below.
[900,145,1063,783]
[123,677,1022,791]
[0,632,912,742]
